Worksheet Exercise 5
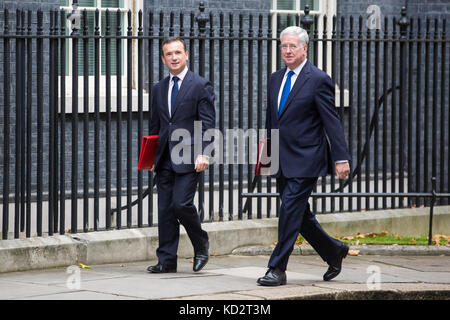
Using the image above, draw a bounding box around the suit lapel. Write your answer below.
[272,68,286,120]
[161,76,170,119]
[170,70,193,119]
[278,61,311,119]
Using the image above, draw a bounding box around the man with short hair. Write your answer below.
[146,37,215,273]
[257,26,351,286]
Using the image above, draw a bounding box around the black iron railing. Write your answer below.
[0,3,449,239]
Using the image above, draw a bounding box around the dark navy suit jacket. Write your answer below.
[149,70,215,174]
[266,60,351,178]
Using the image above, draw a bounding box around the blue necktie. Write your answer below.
[170,76,179,116]
[278,70,295,117]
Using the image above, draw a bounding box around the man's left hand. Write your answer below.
[195,155,209,172]
[336,162,350,180]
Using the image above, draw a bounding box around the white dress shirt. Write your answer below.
[277,59,308,110]
[168,66,189,116]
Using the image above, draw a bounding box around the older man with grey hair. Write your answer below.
[257,26,351,286]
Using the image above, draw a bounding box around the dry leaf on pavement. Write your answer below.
[348,249,360,256]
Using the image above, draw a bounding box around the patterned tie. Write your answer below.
[170,76,179,116]
[278,70,295,117]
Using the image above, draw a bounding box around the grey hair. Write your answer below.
[280,26,309,46]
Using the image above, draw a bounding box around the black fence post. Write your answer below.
[94,8,100,231]
[137,9,144,227]
[37,9,44,236]
[127,9,133,229]
[148,10,155,227]
[209,11,215,222]
[300,4,313,61]
[105,9,112,230]
[15,9,23,238]
[82,8,89,233]
[428,177,437,245]
[218,11,225,222]
[196,2,209,222]
[26,10,33,238]
[238,13,243,220]
[59,8,67,235]
[116,9,122,230]
[398,7,409,209]
[228,12,234,221]
[2,9,11,240]
[440,19,447,205]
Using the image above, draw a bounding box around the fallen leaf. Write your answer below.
[79,263,91,269]
[409,239,416,243]
[356,233,366,239]
[348,249,360,256]
[432,234,446,246]
[341,236,354,240]
[379,231,388,236]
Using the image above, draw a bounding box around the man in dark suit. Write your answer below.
[257,26,351,286]
[146,37,215,273]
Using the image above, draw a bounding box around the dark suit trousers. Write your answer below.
[155,147,209,266]
[268,176,344,271]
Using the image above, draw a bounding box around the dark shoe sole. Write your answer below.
[147,267,177,273]
[256,277,287,286]
[148,270,177,274]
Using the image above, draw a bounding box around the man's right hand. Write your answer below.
[150,165,155,172]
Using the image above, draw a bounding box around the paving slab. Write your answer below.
[0,279,74,300]
[25,290,142,300]
[234,285,340,300]
[0,255,448,300]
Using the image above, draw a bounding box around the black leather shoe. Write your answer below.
[147,262,177,273]
[257,267,287,286]
[193,254,209,272]
[323,244,349,281]
[193,243,209,272]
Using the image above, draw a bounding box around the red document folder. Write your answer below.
[254,138,271,176]
[137,135,159,170]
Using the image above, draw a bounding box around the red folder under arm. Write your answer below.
[254,138,271,176]
[137,135,159,170]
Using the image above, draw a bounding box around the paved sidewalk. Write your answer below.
[0,253,449,300]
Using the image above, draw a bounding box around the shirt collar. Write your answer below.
[285,58,307,77]
[170,66,188,82]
